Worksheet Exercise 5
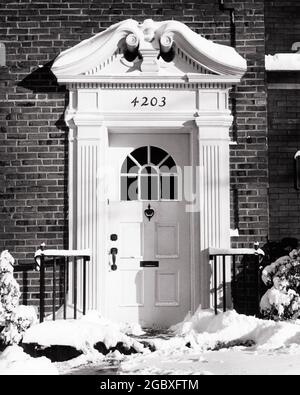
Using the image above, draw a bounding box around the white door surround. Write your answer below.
[51,19,247,321]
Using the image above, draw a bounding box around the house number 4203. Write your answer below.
[131,96,166,108]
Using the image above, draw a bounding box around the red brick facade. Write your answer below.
[265,0,300,55]
[266,2,300,242]
[1,0,269,308]
[267,84,300,241]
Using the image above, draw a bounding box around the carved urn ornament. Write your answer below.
[122,19,175,72]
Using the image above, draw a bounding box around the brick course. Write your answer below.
[0,0,268,308]
[266,2,300,243]
[265,0,300,55]
[267,85,300,241]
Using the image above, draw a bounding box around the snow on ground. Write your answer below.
[22,310,145,356]
[4,307,300,375]
[119,308,300,375]
[119,346,300,375]
[56,350,124,375]
[0,345,58,375]
[169,307,300,351]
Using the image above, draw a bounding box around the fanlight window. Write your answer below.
[121,146,178,201]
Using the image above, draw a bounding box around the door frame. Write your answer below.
[67,89,233,317]
[101,125,199,319]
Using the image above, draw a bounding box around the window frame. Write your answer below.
[120,145,179,202]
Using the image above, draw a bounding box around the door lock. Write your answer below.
[110,247,118,271]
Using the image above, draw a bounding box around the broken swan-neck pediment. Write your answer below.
[52,19,247,83]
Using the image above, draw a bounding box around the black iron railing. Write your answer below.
[209,246,264,316]
[34,246,91,323]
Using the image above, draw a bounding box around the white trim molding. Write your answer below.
[52,19,247,317]
[195,112,232,308]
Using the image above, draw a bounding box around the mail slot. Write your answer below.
[140,261,159,267]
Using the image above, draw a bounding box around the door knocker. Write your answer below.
[144,204,155,222]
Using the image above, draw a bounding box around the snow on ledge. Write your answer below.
[265,53,300,71]
[34,248,91,258]
[34,248,91,269]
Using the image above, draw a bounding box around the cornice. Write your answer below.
[57,73,240,87]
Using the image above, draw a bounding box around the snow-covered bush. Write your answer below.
[260,249,300,320]
[0,251,37,345]
[0,251,20,325]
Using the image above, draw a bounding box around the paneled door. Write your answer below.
[106,133,190,328]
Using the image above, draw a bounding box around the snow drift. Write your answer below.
[0,345,58,375]
[170,307,300,351]
[22,311,145,356]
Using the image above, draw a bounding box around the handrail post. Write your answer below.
[39,254,45,323]
[232,255,236,303]
[255,253,261,317]
[52,257,56,321]
[73,257,77,319]
[63,256,68,320]
[83,257,87,316]
[243,257,247,314]
[222,256,226,312]
[213,256,218,315]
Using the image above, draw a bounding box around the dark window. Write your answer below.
[121,146,178,201]
[150,146,168,166]
[159,155,176,172]
[130,146,148,167]
[121,156,139,174]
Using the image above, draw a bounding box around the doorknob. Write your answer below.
[110,247,118,271]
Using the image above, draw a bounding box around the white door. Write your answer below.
[106,133,191,328]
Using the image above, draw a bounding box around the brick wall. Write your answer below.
[0,0,268,309]
[265,0,300,55]
[267,79,300,241]
[229,0,268,249]
[266,2,300,242]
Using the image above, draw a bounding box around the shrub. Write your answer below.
[260,249,300,320]
[0,251,37,345]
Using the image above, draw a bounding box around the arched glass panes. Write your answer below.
[121,146,178,201]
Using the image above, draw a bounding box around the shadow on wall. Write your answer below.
[16,61,69,309]
[17,60,69,135]
[17,60,69,250]
[18,60,61,93]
